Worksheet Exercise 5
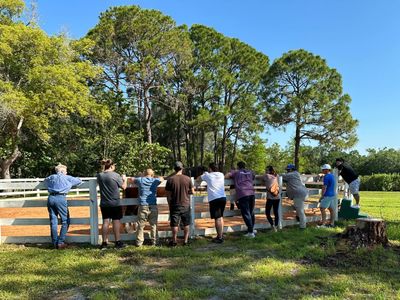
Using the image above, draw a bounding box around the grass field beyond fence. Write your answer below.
[1,191,400,299]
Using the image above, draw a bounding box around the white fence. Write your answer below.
[0,174,338,245]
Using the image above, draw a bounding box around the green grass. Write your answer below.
[1,191,400,299]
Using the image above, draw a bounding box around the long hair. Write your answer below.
[266,165,277,176]
[101,159,114,171]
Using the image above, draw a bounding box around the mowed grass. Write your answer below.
[1,191,400,299]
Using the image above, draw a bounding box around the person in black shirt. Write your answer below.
[335,158,361,208]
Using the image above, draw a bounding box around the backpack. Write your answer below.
[269,180,280,197]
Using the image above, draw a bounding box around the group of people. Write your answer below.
[43,158,360,249]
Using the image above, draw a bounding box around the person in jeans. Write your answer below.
[281,164,308,229]
[165,161,194,246]
[335,158,361,208]
[97,159,127,249]
[198,162,227,243]
[226,161,256,238]
[44,164,82,249]
[262,166,280,232]
[134,169,164,247]
[318,164,336,227]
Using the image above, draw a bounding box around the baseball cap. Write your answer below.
[174,161,183,170]
[321,164,331,170]
[286,163,296,170]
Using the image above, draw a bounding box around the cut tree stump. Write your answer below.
[340,218,389,248]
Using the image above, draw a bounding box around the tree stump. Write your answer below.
[340,218,389,248]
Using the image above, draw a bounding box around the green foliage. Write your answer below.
[262,49,358,168]
[0,0,24,24]
[360,174,400,191]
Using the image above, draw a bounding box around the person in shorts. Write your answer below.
[318,164,336,228]
[134,169,164,247]
[165,161,194,246]
[335,158,361,208]
[97,159,127,249]
[198,162,227,243]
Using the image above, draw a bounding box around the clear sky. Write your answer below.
[29,0,400,153]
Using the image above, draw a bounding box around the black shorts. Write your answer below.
[209,197,227,219]
[170,206,191,227]
[100,206,123,220]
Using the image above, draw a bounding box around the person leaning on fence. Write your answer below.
[225,161,256,238]
[134,169,164,247]
[197,162,227,244]
[318,164,336,228]
[44,164,82,249]
[281,164,308,229]
[97,159,127,249]
[335,158,361,208]
[262,166,280,232]
[165,161,194,247]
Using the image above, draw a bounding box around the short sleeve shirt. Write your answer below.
[201,172,226,202]
[263,173,280,200]
[165,174,193,207]
[134,177,161,205]
[323,173,335,197]
[97,171,123,207]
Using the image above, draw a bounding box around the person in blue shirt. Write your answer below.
[134,169,164,247]
[44,164,82,249]
[318,164,336,228]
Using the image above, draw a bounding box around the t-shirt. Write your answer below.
[165,174,193,207]
[337,162,358,184]
[134,177,161,205]
[263,173,280,200]
[281,171,308,199]
[97,171,123,207]
[323,173,335,197]
[201,172,226,202]
[229,169,255,200]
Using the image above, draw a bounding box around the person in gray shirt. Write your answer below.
[281,164,308,229]
[97,159,127,249]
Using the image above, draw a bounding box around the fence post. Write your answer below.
[89,179,99,245]
[333,169,339,222]
[190,177,196,239]
[278,175,283,229]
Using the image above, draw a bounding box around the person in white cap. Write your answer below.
[318,164,336,228]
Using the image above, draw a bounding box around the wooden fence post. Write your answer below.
[89,179,99,245]
[278,175,283,229]
[190,177,196,238]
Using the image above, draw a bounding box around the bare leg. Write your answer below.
[112,219,121,242]
[320,208,326,224]
[102,218,110,243]
[328,207,335,225]
[172,226,179,243]
[353,194,360,205]
[183,225,190,243]
[215,217,224,239]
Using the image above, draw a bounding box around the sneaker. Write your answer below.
[253,229,258,234]
[115,241,126,249]
[351,205,360,209]
[99,242,108,250]
[57,243,68,250]
[272,226,278,232]
[168,240,177,247]
[317,225,327,228]
[244,232,255,238]
[211,237,224,244]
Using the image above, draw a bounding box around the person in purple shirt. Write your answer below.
[225,161,256,238]
[44,164,82,249]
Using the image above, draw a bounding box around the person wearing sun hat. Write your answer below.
[281,163,308,229]
[318,164,336,228]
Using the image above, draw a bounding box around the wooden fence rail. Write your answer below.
[0,174,339,245]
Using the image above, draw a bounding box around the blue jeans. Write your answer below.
[238,195,255,233]
[47,194,70,246]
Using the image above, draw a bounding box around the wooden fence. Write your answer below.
[0,173,339,245]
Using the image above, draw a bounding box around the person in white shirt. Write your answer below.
[198,162,227,243]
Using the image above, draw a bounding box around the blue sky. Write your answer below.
[30,0,400,153]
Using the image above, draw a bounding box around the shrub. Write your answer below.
[360,174,400,191]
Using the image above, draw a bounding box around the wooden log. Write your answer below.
[340,218,388,247]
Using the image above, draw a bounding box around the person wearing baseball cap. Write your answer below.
[318,164,336,228]
[281,163,308,229]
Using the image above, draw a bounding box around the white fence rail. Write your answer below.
[0,175,336,245]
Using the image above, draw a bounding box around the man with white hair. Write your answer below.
[318,164,336,227]
[44,164,82,249]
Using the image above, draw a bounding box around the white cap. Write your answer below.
[321,164,331,170]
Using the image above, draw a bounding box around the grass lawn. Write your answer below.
[1,191,400,299]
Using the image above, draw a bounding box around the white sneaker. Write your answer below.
[253,229,257,234]
[351,205,360,209]
[317,225,327,228]
[273,226,278,232]
[244,232,255,238]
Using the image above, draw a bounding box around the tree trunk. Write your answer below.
[231,130,239,170]
[200,129,205,166]
[0,145,21,179]
[220,116,228,171]
[294,123,301,170]
[340,218,389,247]
[144,89,152,144]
